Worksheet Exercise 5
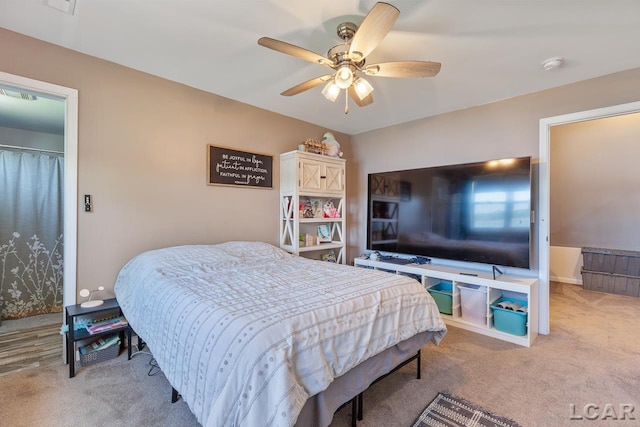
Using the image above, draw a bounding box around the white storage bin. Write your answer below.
[458,284,487,325]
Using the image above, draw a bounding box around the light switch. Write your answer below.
[84,194,92,212]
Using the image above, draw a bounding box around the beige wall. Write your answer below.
[550,113,640,249]
[0,28,351,298]
[549,246,582,285]
[350,67,640,273]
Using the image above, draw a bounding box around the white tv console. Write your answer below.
[354,257,538,347]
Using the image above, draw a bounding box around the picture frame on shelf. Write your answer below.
[317,224,331,242]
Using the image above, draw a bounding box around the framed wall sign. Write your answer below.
[207,145,273,188]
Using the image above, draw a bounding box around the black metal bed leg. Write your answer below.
[354,349,420,423]
[171,387,180,403]
[351,395,357,427]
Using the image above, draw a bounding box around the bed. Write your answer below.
[114,241,446,427]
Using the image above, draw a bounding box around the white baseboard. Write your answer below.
[549,275,582,285]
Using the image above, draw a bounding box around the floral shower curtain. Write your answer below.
[0,148,64,321]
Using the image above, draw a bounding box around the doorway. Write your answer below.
[538,100,640,335]
[0,90,64,322]
[0,72,78,371]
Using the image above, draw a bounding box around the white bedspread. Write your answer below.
[114,241,446,427]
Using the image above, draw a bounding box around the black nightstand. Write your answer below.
[65,298,131,378]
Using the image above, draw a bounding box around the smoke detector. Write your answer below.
[541,57,564,71]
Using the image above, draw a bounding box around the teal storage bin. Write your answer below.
[491,297,528,336]
[427,282,453,315]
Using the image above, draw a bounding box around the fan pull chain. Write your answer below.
[344,90,349,114]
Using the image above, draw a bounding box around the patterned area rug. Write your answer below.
[412,392,522,427]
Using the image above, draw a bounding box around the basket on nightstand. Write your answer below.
[79,334,121,367]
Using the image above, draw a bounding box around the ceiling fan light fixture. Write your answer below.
[353,77,374,100]
[334,65,354,89]
[257,2,440,111]
[321,81,340,102]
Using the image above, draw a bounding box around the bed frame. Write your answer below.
[170,350,420,427]
[167,331,429,427]
[344,349,421,426]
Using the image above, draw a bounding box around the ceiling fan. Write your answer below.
[258,2,441,113]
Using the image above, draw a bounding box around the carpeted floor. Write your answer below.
[0,282,638,427]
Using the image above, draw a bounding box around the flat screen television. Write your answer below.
[367,157,532,269]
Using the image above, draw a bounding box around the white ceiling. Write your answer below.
[1,0,640,135]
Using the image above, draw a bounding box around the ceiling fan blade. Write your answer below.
[364,61,442,78]
[349,2,400,61]
[281,75,333,96]
[258,37,332,66]
[348,86,374,107]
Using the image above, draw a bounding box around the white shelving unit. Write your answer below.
[354,257,538,347]
[280,150,346,263]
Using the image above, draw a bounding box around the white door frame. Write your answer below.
[0,71,79,308]
[538,100,640,334]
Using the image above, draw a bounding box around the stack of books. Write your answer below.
[86,315,128,335]
[79,333,121,355]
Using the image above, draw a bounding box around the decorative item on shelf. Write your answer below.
[322,132,343,158]
[303,138,325,155]
[317,224,331,242]
[79,286,105,308]
[297,144,306,152]
[322,251,337,262]
[323,200,340,218]
[305,233,315,247]
[302,197,315,218]
[312,199,323,218]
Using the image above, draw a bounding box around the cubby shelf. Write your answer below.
[354,257,538,347]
